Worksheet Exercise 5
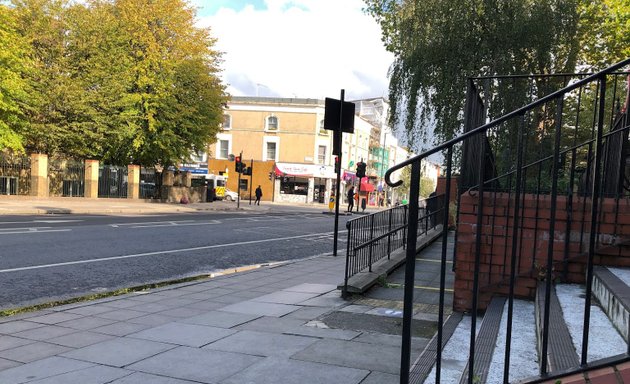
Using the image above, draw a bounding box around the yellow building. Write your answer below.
[208,97,336,204]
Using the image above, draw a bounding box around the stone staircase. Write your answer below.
[413,266,630,383]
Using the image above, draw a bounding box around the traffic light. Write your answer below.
[356,161,366,178]
[268,171,273,180]
[334,156,340,174]
[243,166,251,176]
[234,156,243,173]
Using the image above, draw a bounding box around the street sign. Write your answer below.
[324,98,355,133]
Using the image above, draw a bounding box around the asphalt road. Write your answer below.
[0,207,353,310]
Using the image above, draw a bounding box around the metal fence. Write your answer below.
[98,165,128,198]
[343,194,444,296]
[48,157,85,197]
[385,58,630,384]
[139,167,161,199]
[0,154,31,195]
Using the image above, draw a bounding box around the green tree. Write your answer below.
[0,3,30,152]
[364,0,628,147]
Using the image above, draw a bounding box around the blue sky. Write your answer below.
[196,0,267,17]
[194,0,394,101]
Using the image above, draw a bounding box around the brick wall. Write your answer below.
[454,191,630,312]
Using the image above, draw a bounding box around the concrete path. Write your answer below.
[0,248,440,383]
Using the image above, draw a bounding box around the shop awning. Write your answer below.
[358,178,375,192]
[274,163,313,177]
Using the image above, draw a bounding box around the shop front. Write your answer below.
[274,163,336,204]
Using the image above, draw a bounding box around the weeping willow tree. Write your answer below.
[364,0,630,148]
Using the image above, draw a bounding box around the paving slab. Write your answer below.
[47,330,114,348]
[126,313,181,327]
[220,357,369,384]
[360,371,400,384]
[282,283,337,294]
[110,372,198,383]
[127,346,262,383]
[60,337,175,367]
[0,341,71,363]
[0,356,94,384]
[178,310,260,328]
[26,312,84,325]
[283,306,332,320]
[203,330,318,357]
[251,291,321,305]
[292,338,401,375]
[95,309,148,321]
[0,320,45,334]
[56,316,117,331]
[128,322,236,347]
[0,335,36,351]
[0,358,21,371]
[91,321,150,336]
[220,300,300,317]
[235,316,306,333]
[27,365,130,384]
[13,325,77,341]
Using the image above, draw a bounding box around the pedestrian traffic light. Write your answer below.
[243,166,251,176]
[234,156,243,173]
[334,156,340,174]
[356,161,366,178]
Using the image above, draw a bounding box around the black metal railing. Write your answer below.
[343,194,445,296]
[98,165,128,198]
[48,157,85,197]
[139,167,161,199]
[386,58,630,384]
[0,154,31,195]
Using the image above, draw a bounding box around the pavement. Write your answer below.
[0,197,447,383]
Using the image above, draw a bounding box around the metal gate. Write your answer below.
[0,154,31,195]
[48,157,85,197]
[139,167,161,199]
[98,165,128,198]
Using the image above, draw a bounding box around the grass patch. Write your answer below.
[0,273,216,318]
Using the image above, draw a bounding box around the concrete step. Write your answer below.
[593,266,630,344]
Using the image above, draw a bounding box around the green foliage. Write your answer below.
[0,4,30,152]
[419,177,435,198]
[364,0,629,148]
[4,0,227,165]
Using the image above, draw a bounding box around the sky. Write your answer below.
[194,0,395,101]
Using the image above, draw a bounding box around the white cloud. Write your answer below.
[196,0,394,100]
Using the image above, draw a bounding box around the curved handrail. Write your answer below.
[385,57,630,188]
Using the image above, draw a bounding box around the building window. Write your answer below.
[266,142,277,161]
[190,151,207,163]
[266,116,278,131]
[239,179,248,192]
[280,176,308,195]
[319,119,327,135]
[318,145,326,164]
[219,140,229,159]
[222,114,231,130]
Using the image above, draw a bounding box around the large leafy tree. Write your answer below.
[0,3,31,152]
[7,0,227,166]
[364,0,629,147]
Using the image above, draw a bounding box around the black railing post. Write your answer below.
[541,96,565,375]
[403,205,408,250]
[343,220,352,298]
[582,75,607,365]
[388,208,393,259]
[468,133,486,384]
[504,113,526,383]
[436,147,453,384]
[369,214,375,272]
[400,160,421,384]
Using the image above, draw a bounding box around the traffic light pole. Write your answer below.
[249,159,253,205]
[332,90,344,257]
[237,151,242,209]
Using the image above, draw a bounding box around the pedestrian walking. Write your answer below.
[346,186,355,212]
[255,185,262,205]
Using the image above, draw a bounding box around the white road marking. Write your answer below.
[131,220,221,228]
[109,220,196,228]
[0,231,339,273]
[32,220,83,224]
[0,229,72,235]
